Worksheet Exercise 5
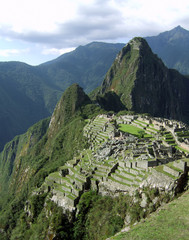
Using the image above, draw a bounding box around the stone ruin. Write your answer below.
[33,114,189,213]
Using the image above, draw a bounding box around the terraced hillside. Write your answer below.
[33,114,189,215]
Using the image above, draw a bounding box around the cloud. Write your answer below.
[0,48,29,57]
[0,0,127,48]
[0,0,189,51]
[42,47,75,55]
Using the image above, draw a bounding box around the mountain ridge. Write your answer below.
[0,27,189,239]
[0,42,124,150]
[98,37,189,123]
[1,25,189,151]
[145,25,189,74]
[0,81,188,238]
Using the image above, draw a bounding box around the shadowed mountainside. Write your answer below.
[0,42,124,150]
[98,37,189,123]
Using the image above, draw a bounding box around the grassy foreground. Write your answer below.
[111,190,189,240]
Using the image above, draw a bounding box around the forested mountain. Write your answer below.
[0,37,189,239]
[0,61,57,151]
[145,25,189,75]
[0,42,124,150]
[38,42,125,93]
[98,37,189,124]
[1,25,189,151]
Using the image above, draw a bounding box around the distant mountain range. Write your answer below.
[1,38,189,237]
[0,42,124,150]
[0,26,189,150]
[145,25,189,75]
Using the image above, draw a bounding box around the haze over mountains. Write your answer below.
[0,42,124,150]
[0,26,189,150]
[146,25,189,75]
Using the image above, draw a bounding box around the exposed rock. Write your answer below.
[140,193,148,208]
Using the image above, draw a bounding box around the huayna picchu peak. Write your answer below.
[99,37,189,124]
[1,34,189,240]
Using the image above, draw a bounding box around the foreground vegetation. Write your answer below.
[112,189,189,240]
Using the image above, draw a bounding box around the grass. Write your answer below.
[154,165,177,179]
[134,119,148,125]
[119,124,151,138]
[111,190,189,240]
[108,176,130,186]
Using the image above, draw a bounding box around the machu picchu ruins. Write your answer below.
[33,113,189,214]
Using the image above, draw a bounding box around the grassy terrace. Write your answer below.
[167,162,184,173]
[108,176,131,186]
[111,190,189,240]
[154,165,177,179]
[119,124,152,138]
[134,119,148,125]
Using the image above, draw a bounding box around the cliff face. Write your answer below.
[100,37,189,123]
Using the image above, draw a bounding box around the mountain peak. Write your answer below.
[173,25,187,32]
[158,25,189,40]
[100,37,153,109]
[99,37,189,121]
[145,26,189,75]
[48,83,91,136]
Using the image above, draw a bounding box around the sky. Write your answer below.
[0,0,188,65]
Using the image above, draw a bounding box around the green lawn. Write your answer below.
[119,124,151,138]
[111,190,189,240]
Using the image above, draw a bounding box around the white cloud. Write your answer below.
[42,47,75,55]
[0,0,189,47]
[0,0,189,64]
[0,48,29,57]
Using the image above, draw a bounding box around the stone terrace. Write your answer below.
[35,114,189,210]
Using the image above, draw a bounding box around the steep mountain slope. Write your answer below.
[0,84,103,239]
[0,84,92,197]
[0,42,123,150]
[145,26,189,75]
[99,37,189,123]
[0,82,189,239]
[38,42,125,93]
[0,61,62,151]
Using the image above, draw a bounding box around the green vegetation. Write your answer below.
[1,33,189,240]
[100,38,141,110]
[0,42,123,151]
[119,124,151,138]
[0,84,102,239]
[146,26,189,75]
[112,190,189,240]
[74,187,175,240]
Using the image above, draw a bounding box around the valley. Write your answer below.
[1,27,189,239]
[26,113,189,239]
